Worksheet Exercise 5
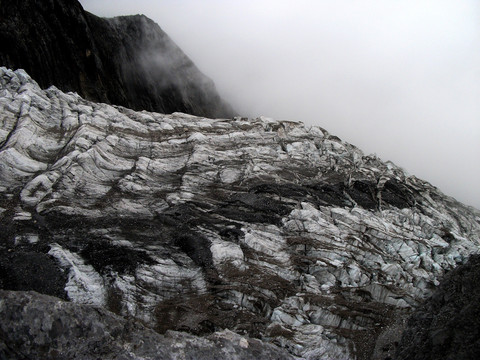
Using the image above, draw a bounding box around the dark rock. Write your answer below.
[80,241,155,275]
[395,255,480,360]
[174,233,213,269]
[0,247,68,300]
[219,227,245,243]
[347,181,377,209]
[0,0,235,118]
[0,290,294,360]
[380,179,415,209]
[216,191,293,225]
[251,180,415,210]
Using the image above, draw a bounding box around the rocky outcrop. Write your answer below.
[0,290,294,360]
[1,68,479,359]
[0,0,235,118]
[395,254,480,360]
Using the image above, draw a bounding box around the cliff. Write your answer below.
[0,0,235,118]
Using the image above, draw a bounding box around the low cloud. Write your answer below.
[80,0,480,208]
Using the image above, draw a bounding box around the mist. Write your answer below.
[79,0,480,209]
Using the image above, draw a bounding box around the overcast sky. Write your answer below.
[79,0,480,209]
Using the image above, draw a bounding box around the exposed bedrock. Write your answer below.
[0,290,294,360]
[395,254,480,360]
[0,0,235,118]
[0,68,479,359]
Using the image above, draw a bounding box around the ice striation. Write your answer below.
[1,67,480,359]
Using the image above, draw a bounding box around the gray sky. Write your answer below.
[79,0,480,209]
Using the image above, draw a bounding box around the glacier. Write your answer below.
[0,67,479,359]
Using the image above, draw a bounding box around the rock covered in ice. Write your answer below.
[0,67,479,359]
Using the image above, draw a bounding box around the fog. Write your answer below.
[79,0,480,209]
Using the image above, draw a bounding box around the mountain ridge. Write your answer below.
[0,0,235,118]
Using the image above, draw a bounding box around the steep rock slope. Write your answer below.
[0,0,235,118]
[395,254,480,360]
[0,68,479,359]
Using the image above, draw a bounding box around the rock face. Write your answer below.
[0,290,294,360]
[0,0,235,118]
[0,68,479,359]
[395,254,480,360]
